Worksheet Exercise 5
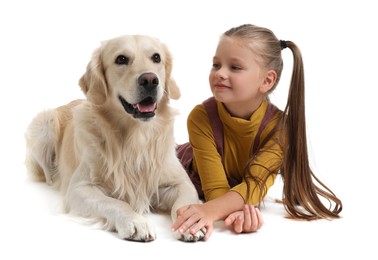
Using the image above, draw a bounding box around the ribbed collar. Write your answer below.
[217,99,268,136]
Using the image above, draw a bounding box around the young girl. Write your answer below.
[172,24,342,240]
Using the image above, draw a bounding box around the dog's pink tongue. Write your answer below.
[136,103,156,113]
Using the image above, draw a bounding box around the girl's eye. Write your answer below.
[115,55,129,65]
[212,63,220,69]
[231,65,241,70]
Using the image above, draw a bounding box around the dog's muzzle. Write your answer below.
[119,73,159,121]
[119,95,157,120]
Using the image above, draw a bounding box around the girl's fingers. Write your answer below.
[234,215,244,233]
[242,205,251,231]
[224,212,236,226]
[189,218,207,234]
[255,207,264,229]
[172,206,198,232]
[177,214,202,234]
[249,205,258,231]
[225,206,264,234]
[204,225,213,240]
[172,215,186,231]
[172,205,190,231]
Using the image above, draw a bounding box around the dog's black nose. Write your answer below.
[138,73,159,90]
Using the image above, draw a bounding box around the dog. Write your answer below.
[24,35,204,242]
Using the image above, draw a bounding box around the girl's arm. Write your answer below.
[172,191,243,239]
[172,190,263,240]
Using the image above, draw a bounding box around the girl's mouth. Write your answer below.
[214,83,230,89]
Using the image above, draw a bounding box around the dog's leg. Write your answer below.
[65,163,156,242]
[171,183,206,242]
[159,165,206,242]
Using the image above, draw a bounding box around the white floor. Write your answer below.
[1,0,377,259]
[1,160,374,260]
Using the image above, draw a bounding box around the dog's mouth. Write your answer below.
[119,95,157,120]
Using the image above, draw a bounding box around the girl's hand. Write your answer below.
[171,204,215,240]
[224,205,263,233]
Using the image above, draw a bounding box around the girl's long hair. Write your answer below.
[224,24,342,220]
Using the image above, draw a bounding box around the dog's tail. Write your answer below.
[24,109,61,186]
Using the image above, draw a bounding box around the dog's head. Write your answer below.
[79,35,180,121]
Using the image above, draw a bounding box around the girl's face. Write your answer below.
[209,36,274,118]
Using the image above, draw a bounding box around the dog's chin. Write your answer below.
[118,95,157,121]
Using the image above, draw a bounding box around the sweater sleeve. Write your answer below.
[188,104,230,201]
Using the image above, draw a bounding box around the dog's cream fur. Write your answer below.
[25,35,203,242]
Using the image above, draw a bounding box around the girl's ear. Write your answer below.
[260,70,277,94]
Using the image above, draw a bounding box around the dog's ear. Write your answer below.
[167,78,180,100]
[163,45,181,100]
[79,46,108,104]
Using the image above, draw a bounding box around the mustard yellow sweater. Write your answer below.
[188,99,283,205]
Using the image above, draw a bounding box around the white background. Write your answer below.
[0,0,377,259]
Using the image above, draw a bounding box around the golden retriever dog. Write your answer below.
[24,35,204,242]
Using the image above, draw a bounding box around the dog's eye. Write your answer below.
[151,53,161,63]
[115,55,129,65]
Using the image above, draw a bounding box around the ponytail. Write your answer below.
[281,41,342,219]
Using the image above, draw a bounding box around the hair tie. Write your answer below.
[280,40,287,50]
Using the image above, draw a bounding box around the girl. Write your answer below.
[173,24,342,240]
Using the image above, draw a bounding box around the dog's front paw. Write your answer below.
[116,215,156,242]
[175,227,206,242]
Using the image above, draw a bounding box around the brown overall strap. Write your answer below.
[203,97,224,159]
[252,103,279,154]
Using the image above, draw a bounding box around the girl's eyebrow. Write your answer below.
[229,57,244,63]
[212,56,244,63]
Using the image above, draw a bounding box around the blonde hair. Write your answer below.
[224,24,342,220]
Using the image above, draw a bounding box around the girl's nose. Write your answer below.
[215,68,228,80]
